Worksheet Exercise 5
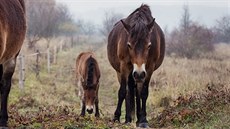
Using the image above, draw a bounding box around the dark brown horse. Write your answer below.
[76,52,100,117]
[0,0,26,127]
[107,4,165,128]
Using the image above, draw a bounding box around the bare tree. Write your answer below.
[100,11,123,42]
[167,5,214,58]
[214,15,230,43]
[26,0,46,49]
[180,5,191,33]
[26,0,74,49]
[81,21,96,36]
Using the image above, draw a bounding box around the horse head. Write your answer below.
[121,18,155,82]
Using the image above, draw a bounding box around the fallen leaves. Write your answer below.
[149,83,230,128]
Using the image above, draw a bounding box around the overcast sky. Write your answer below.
[56,0,230,31]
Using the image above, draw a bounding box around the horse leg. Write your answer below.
[0,59,16,127]
[138,80,150,128]
[136,86,141,126]
[80,100,86,116]
[128,73,135,122]
[114,76,127,122]
[95,97,100,117]
[125,85,131,123]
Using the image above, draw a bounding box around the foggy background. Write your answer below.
[56,0,230,31]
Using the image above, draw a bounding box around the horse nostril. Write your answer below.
[87,109,93,114]
[140,71,146,79]
[133,71,138,79]
[133,71,146,80]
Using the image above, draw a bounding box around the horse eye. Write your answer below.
[127,43,132,49]
[148,42,152,49]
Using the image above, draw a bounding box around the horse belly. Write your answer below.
[0,27,7,63]
[107,32,121,72]
[0,34,24,64]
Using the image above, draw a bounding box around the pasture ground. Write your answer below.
[8,40,230,128]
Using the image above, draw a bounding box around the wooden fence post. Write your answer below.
[53,46,57,64]
[35,49,40,79]
[18,54,25,90]
[47,47,50,73]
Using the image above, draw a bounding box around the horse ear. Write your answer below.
[121,20,131,33]
[147,18,155,32]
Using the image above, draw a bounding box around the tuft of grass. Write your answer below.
[149,83,230,128]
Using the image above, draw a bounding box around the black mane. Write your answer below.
[126,4,154,41]
[86,56,96,88]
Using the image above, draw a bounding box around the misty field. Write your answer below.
[7,39,230,128]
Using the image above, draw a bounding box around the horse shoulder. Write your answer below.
[152,23,165,70]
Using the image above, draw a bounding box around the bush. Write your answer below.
[167,23,214,58]
[213,15,230,43]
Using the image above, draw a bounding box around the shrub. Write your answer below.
[167,23,214,58]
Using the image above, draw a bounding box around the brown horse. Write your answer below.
[76,52,100,117]
[107,4,165,128]
[0,0,26,127]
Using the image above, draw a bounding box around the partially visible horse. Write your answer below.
[76,52,100,117]
[107,4,165,128]
[0,0,26,127]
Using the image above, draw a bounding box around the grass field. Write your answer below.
[7,39,230,128]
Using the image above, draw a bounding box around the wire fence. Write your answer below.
[17,48,53,90]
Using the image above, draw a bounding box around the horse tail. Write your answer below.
[18,0,26,13]
[86,56,95,87]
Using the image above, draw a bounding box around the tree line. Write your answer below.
[166,5,230,58]
[25,1,230,58]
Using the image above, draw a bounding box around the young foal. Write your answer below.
[76,52,100,117]
[0,0,26,126]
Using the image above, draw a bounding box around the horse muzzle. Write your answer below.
[86,105,94,114]
[86,108,93,114]
[133,63,146,82]
[133,71,146,82]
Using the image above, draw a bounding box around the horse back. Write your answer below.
[76,52,100,85]
[0,0,26,63]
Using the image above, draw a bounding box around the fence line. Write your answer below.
[17,48,52,89]
[18,55,25,90]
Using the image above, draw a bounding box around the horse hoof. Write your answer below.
[0,122,8,129]
[95,113,100,118]
[80,114,85,117]
[138,123,149,128]
[125,122,132,126]
[113,117,120,123]
[125,120,132,123]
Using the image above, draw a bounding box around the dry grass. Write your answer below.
[8,40,230,128]
[149,43,230,106]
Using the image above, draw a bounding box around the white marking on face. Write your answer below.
[86,105,94,110]
[133,63,146,74]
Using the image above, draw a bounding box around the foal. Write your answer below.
[76,52,100,117]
